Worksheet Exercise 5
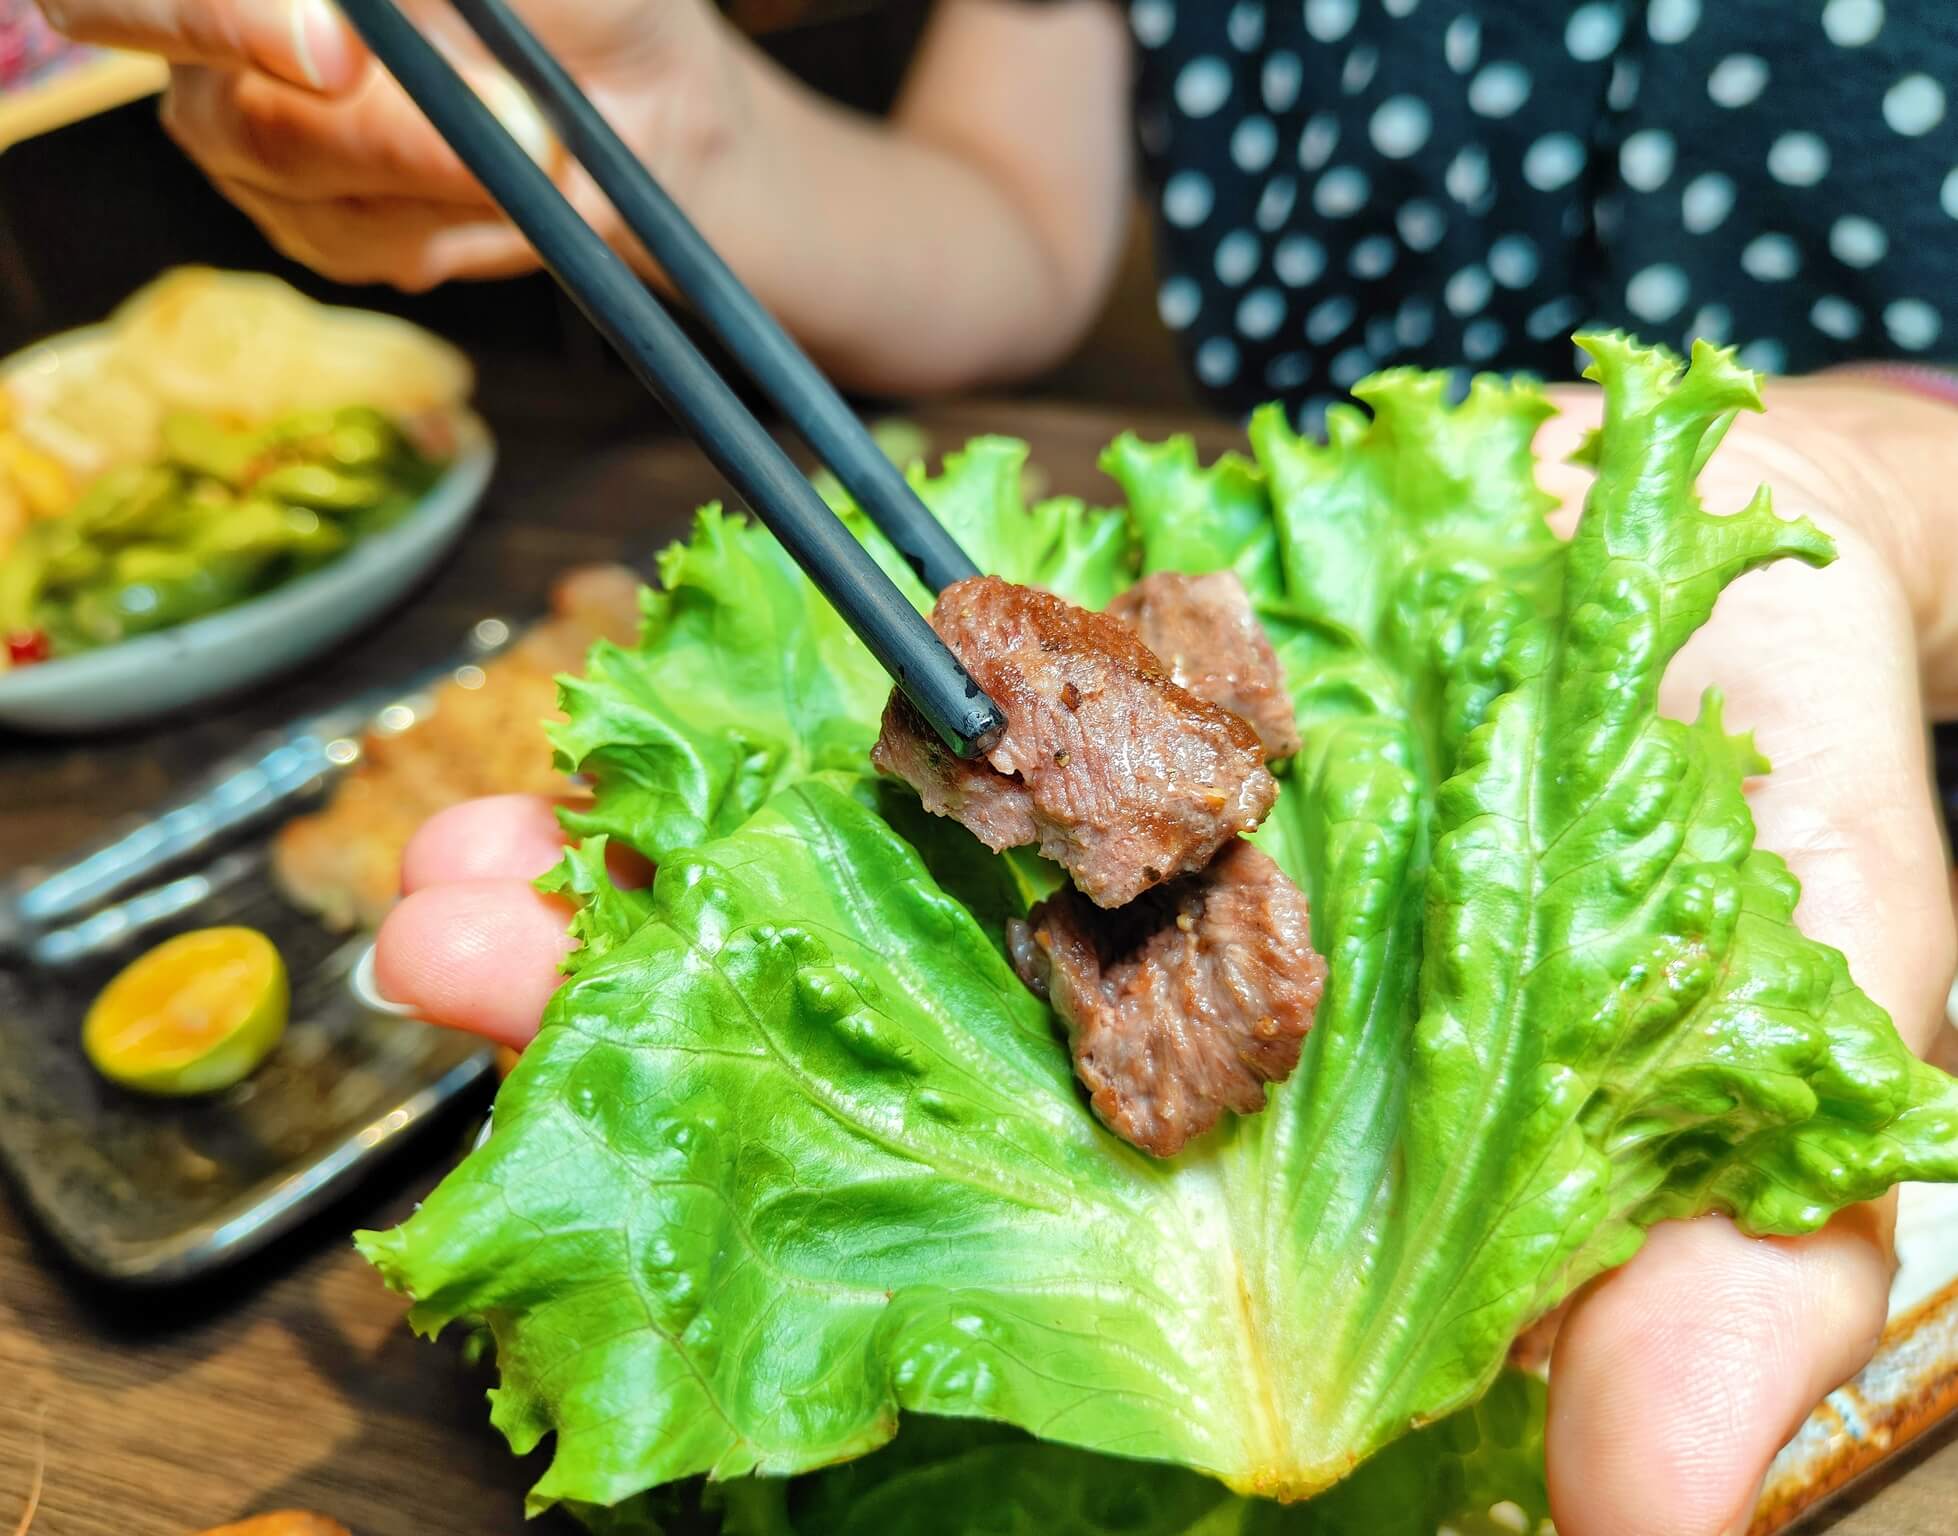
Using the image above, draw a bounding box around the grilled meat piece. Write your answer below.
[872,576,1277,908]
[1008,839,1324,1157]
[1106,570,1300,761]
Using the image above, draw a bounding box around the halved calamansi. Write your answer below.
[83,926,288,1096]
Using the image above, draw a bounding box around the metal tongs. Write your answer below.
[337,0,1004,759]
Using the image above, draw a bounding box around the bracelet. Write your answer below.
[1823,361,1958,411]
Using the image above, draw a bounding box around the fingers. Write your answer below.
[1667,516,1956,1056]
[157,52,572,289]
[44,0,363,92]
[165,63,487,205]
[216,177,535,290]
[374,880,574,1048]
[400,794,571,893]
[1548,1209,1893,1536]
[380,795,652,1046]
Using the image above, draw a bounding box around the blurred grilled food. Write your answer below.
[271,564,642,933]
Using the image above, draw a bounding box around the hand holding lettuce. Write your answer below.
[360,336,1958,1532]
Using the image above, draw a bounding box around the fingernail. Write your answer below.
[289,0,356,91]
[469,66,559,168]
[351,943,424,1020]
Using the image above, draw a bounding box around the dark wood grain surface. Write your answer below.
[1,393,1952,1536]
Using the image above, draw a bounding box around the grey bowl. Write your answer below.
[0,411,494,733]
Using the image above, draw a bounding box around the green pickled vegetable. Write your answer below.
[14,401,450,662]
[252,461,389,513]
[161,410,263,486]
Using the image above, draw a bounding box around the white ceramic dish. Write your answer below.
[0,331,493,734]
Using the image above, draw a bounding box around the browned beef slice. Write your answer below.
[1007,839,1325,1157]
[1105,571,1301,761]
[871,576,1278,908]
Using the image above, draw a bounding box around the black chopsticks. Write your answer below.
[447,0,981,598]
[334,0,1004,758]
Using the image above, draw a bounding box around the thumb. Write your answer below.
[43,0,366,93]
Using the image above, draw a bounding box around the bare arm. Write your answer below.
[706,0,1134,393]
[39,0,1133,397]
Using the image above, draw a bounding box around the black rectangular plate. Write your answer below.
[0,844,494,1284]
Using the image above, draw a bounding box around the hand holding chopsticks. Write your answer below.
[333,0,1004,757]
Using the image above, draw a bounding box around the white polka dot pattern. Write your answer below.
[1648,0,1701,45]
[1130,0,1174,50]
[1740,233,1801,283]
[1822,0,1885,47]
[1158,277,1201,330]
[1565,4,1623,63]
[1620,130,1676,192]
[1231,116,1279,172]
[1195,335,1241,386]
[1129,0,1958,415]
[1313,166,1370,218]
[1369,95,1433,159]
[1298,112,1340,171]
[1175,56,1232,117]
[1162,170,1214,228]
[1830,215,1889,268]
[1236,287,1287,339]
[1444,264,1493,317]
[1214,229,1262,286]
[1273,233,1326,287]
[1736,337,1786,374]
[1226,0,1264,52]
[1395,200,1447,252]
[1341,46,1379,96]
[1680,172,1736,234]
[1255,176,1297,230]
[1303,0,1357,45]
[1350,235,1398,279]
[1524,133,1586,192]
[1707,54,1770,109]
[1463,317,1506,362]
[1329,346,1373,387]
[1627,263,1690,323]
[1766,132,1830,187]
[1445,145,1491,206]
[1810,295,1863,341]
[1261,51,1302,112]
[1884,75,1946,137]
[1305,295,1356,345]
[1883,298,1942,351]
[1488,234,1540,290]
[1468,62,1532,118]
[1688,303,1732,345]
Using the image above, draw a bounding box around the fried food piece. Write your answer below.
[271,565,641,932]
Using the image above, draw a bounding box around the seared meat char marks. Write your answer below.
[1008,840,1324,1157]
[872,575,1276,908]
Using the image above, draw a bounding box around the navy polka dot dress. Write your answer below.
[1129,0,1958,425]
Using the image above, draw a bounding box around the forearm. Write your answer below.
[665,0,1131,396]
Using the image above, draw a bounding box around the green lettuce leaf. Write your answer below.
[576,1372,1548,1536]
[359,336,1958,1521]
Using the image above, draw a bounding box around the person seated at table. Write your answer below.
[35,4,1958,1536]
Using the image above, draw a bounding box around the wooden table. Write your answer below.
[1,393,1953,1536]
